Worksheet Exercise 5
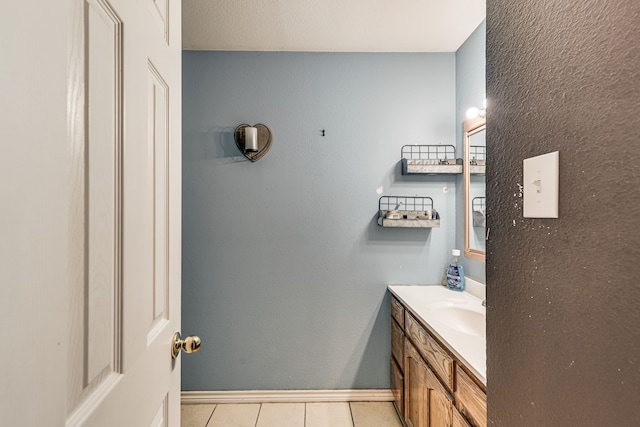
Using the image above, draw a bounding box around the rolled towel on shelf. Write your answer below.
[472,209,486,228]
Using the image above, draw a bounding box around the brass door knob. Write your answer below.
[171,332,201,359]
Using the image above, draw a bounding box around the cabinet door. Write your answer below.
[454,366,487,427]
[452,406,472,427]
[427,368,453,427]
[404,338,428,427]
[405,312,454,391]
[391,357,404,417]
[392,318,404,364]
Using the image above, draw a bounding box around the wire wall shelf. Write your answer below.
[472,196,486,212]
[400,145,462,175]
[469,145,486,174]
[377,196,440,228]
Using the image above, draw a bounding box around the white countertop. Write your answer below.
[388,285,486,385]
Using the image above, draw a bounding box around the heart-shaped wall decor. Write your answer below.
[234,124,273,162]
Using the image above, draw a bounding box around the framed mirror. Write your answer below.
[464,117,486,262]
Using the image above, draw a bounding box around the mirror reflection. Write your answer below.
[464,117,486,262]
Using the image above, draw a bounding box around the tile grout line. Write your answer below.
[253,403,263,427]
[204,403,217,427]
[303,402,307,427]
[348,402,356,427]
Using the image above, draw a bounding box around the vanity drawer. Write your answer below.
[391,296,404,328]
[454,365,487,427]
[405,311,454,391]
[391,317,404,365]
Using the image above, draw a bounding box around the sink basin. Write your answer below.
[427,304,486,338]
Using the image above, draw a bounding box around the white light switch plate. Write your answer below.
[523,151,559,218]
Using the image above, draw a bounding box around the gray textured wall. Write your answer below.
[181,52,459,390]
[486,0,640,425]
[455,20,487,283]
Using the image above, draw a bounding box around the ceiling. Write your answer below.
[182,0,486,52]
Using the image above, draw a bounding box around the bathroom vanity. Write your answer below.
[389,285,486,427]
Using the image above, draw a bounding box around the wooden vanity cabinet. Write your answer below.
[391,318,404,365]
[404,323,453,427]
[391,356,404,414]
[390,296,405,416]
[454,365,487,427]
[405,311,454,391]
[452,406,472,427]
[426,366,454,426]
[391,295,405,328]
[403,337,427,427]
[390,294,486,427]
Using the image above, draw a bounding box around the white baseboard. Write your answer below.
[181,389,394,404]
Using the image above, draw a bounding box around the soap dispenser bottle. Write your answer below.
[446,249,465,291]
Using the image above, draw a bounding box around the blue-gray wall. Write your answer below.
[181,51,459,390]
[455,21,487,283]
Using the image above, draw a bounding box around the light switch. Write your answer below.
[523,151,559,218]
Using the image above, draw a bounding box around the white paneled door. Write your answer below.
[1,0,183,426]
[66,0,183,425]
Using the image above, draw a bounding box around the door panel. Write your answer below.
[150,395,169,427]
[148,60,171,343]
[149,0,169,42]
[67,0,124,414]
[1,0,180,425]
[66,0,182,425]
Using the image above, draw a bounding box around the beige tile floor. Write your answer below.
[181,401,403,427]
